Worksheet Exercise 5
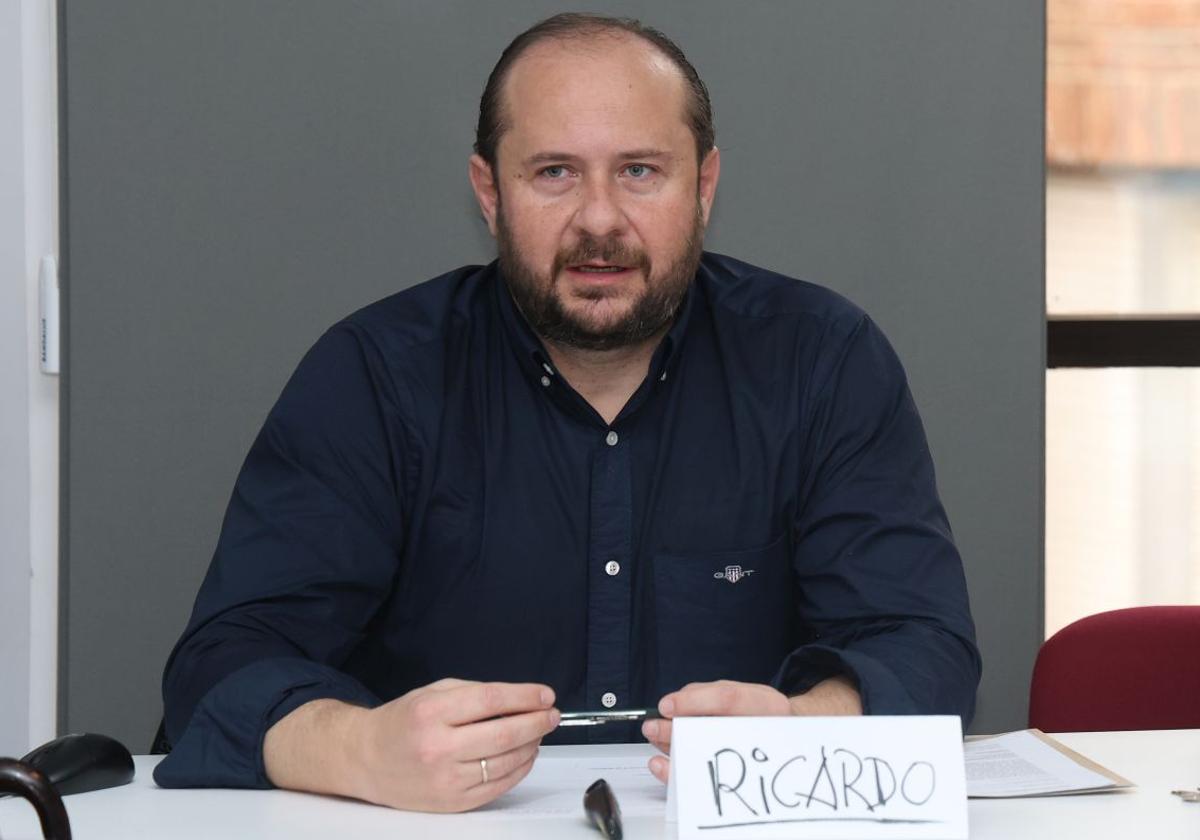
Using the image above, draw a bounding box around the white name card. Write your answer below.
[668,716,967,839]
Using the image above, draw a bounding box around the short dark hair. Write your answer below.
[474,12,715,169]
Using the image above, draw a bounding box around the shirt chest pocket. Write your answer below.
[652,532,794,695]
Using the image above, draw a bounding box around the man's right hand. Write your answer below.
[263,678,559,812]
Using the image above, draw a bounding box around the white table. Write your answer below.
[2,731,1197,838]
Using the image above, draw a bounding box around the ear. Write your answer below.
[468,154,500,236]
[698,146,721,227]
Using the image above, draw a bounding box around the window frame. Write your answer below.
[1048,316,1200,368]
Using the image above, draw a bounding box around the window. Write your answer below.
[1045,1,1200,637]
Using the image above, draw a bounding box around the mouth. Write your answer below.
[565,262,635,279]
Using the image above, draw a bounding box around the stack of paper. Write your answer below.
[964,729,1133,798]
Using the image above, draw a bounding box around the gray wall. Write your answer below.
[60,1,1044,748]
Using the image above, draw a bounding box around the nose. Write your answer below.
[572,175,627,239]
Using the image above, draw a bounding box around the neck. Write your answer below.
[543,329,667,426]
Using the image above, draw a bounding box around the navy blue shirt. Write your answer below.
[156,252,980,789]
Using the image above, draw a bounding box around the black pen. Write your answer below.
[558,708,661,727]
[584,778,623,840]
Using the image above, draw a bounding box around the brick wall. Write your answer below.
[1048,0,1200,167]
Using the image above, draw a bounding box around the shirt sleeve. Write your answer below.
[155,323,410,789]
[771,315,981,723]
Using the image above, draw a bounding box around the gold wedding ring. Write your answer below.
[480,757,489,784]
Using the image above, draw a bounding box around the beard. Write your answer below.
[497,199,705,352]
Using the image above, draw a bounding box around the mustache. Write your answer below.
[552,234,652,275]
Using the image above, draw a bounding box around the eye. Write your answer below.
[625,164,653,178]
[539,165,568,179]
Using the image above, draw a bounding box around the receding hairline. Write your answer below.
[489,29,700,163]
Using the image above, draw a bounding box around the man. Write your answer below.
[155,12,980,813]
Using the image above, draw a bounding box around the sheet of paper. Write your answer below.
[670,716,967,839]
[466,744,667,820]
[964,729,1133,798]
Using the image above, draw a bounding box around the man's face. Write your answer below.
[470,35,720,351]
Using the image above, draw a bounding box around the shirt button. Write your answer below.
[605,560,620,576]
[540,375,551,387]
[605,431,619,446]
[601,692,617,708]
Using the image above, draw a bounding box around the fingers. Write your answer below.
[641,681,789,790]
[657,680,791,718]
[458,742,540,790]
[648,754,670,784]
[423,677,479,692]
[433,682,556,726]
[641,717,672,755]
[354,680,558,813]
[640,681,790,760]
[449,707,560,761]
[456,750,539,812]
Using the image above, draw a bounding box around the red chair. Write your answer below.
[1029,606,1200,732]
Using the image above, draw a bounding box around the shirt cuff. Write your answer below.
[153,658,379,790]
[770,644,919,715]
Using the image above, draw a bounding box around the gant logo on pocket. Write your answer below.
[714,565,755,584]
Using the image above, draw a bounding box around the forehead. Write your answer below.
[499,34,693,159]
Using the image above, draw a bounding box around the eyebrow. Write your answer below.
[521,149,676,166]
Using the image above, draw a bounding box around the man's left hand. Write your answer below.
[641,676,863,783]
